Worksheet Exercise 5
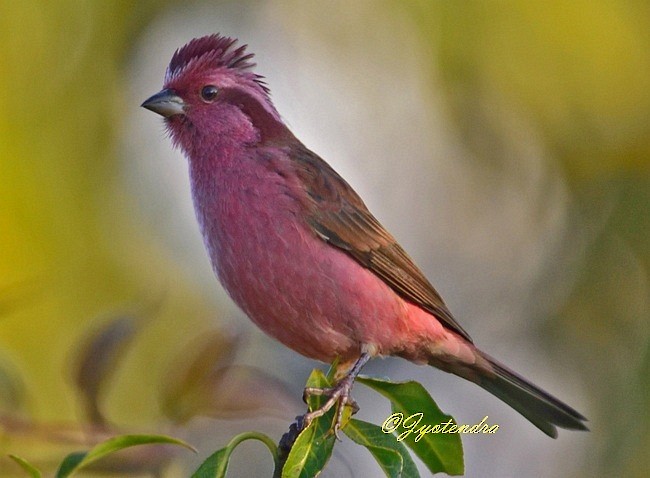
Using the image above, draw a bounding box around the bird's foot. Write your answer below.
[300,352,371,439]
[301,373,359,439]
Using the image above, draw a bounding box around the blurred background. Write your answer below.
[1,0,648,476]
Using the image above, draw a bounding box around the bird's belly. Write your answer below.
[198,189,409,363]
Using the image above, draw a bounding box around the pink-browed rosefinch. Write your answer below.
[142,34,587,438]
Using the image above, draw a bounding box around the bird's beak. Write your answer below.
[141,89,186,117]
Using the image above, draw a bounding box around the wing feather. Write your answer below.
[289,146,473,343]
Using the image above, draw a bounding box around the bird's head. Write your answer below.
[142,34,291,152]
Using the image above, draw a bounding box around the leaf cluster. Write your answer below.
[8,367,464,477]
[194,368,464,477]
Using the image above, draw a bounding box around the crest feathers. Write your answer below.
[165,34,268,93]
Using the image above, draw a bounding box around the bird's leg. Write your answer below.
[301,352,371,438]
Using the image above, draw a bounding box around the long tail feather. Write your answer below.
[472,352,588,438]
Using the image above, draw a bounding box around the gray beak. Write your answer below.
[141,89,186,117]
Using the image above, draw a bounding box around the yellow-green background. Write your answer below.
[0,1,648,477]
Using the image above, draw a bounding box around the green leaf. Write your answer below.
[55,435,195,478]
[192,448,229,478]
[191,431,278,478]
[282,369,348,478]
[281,418,335,478]
[8,455,42,478]
[357,376,464,475]
[55,453,85,478]
[344,419,420,478]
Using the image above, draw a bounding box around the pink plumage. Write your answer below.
[142,34,587,438]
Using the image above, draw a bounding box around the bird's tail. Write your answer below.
[441,351,588,438]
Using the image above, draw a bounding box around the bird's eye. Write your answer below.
[200,85,219,102]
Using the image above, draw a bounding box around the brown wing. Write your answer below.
[290,145,473,343]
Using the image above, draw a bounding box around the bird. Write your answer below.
[141,34,588,438]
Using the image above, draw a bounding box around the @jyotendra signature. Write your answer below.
[382,413,499,442]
